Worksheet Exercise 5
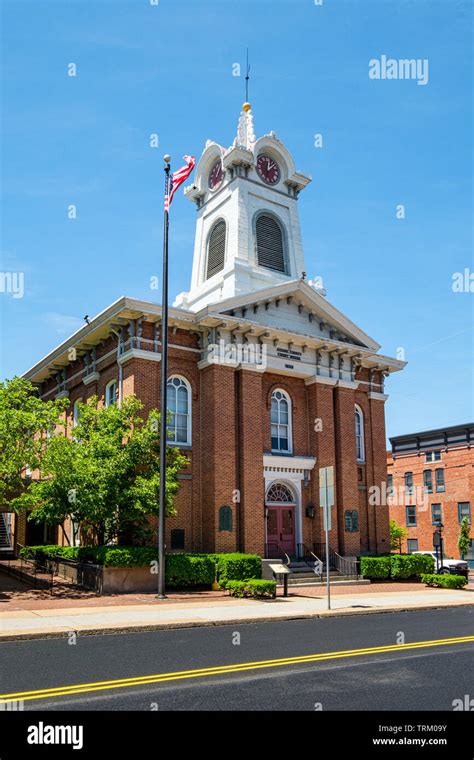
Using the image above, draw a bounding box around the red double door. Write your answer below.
[266,506,295,557]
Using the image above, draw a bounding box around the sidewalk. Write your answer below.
[1,583,473,640]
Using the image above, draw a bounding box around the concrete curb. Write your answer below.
[1,601,473,643]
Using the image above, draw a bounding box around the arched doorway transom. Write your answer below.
[265,482,295,505]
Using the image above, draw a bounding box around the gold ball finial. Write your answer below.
[242,102,251,112]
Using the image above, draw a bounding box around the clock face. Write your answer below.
[208,160,224,191]
[256,154,280,185]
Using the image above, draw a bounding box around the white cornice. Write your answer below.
[83,372,100,387]
[23,291,405,384]
[305,376,338,387]
[368,392,389,402]
[196,279,380,352]
[337,380,359,390]
[118,349,162,366]
[263,454,316,472]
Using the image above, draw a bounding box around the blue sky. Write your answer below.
[1,0,472,441]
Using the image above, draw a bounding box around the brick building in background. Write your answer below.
[387,424,474,565]
[7,104,405,560]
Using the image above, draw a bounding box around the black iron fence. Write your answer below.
[0,555,54,594]
[0,551,102,595]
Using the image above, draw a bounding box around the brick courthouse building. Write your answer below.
[20,104,405,560]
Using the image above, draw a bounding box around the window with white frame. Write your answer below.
[271,390,292,453]
[105,381,117,407]
[355,405,365,462]
[73,399,82,427]
[167,376,191,445]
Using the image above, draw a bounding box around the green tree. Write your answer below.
[390,519,406,554]
[0,376,68,508]
[458,516,471,559]
[16,395,187,545]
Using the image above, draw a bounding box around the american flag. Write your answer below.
[164,155,196,212]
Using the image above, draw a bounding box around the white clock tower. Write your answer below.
[174,103,312,312]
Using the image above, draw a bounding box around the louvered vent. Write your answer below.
[256,215,285,273]
[206,220,226,279]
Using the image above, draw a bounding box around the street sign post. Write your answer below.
[319,466,334,610]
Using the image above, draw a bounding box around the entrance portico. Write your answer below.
[263,454,316,559]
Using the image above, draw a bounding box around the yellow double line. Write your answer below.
[1,635,473,703]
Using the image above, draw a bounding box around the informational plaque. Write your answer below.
[268,563,290,575]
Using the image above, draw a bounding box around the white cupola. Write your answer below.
[174,103,312,312]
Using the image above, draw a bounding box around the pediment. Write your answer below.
[200,279,380,351]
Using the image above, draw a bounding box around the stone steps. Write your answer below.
[282,576,370,587]
[286,574,359,584]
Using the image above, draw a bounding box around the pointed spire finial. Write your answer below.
[245,48,250,103]
[232,50,256,151]
[234,102,256,152]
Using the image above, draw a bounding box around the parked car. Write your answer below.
[412,551,469,578]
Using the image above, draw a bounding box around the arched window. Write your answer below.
[271,390,292,453]
[355,405,365,462]
[218,506,233,532]
[105,380,117,407]
[266,483,295,504]
[352,510,359,531]
[206,219,226,279]
[73,399,82,427]
[256,214,285,273]
[344,510,359,532]
[167,376,191,445]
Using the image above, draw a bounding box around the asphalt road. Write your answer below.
[1,607,473,711]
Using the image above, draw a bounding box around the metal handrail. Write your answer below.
[334,551,359,578]
[309,551,323,578]
[297,544,323,579]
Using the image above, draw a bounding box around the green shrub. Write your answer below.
[19,545,79,562]
[165,554,215,587]
[19,546,261,589]
[99,547,157,567]
[360,556,391,579]
[226,579,276,598]
[390,553,435,579]
[360,553,435,581]
[421,573,468,589]
[212,553,261,589]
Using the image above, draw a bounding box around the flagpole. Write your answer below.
[157,154,171,599]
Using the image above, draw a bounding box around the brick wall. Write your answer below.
[388,445,473,558]
[33,324,392,559]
